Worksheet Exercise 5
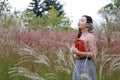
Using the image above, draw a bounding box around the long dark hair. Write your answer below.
[77,15,93,38]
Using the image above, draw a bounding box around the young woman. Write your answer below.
[71,15,97,80]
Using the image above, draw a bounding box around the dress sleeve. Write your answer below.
[87,34,97,58]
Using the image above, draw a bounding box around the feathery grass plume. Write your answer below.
[97,53,120,80]
[15,45,37,66]
[16,45,51,67]
[9,67,44,80]
[56,49,65,62]
[54,48,74,74]
[54,65,71,74]
[44,73,58,80]
[95,47,113,80]
[64,41,75,68]
[108,55,120,80]
[34,54,51,67]
[109,56,120,73]
[94,13,120,79]
[68,53,75,69]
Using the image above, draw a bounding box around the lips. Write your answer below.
[78,22,80,26]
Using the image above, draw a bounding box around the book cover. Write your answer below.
[75,39,86,52]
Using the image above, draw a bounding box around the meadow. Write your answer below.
[0,23,120,80]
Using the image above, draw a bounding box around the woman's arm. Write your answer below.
[75,51,93,58]
[71,47,89,58]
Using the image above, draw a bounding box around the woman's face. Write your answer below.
[78,16,87,29]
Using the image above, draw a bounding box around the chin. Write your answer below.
[78,26,82,29]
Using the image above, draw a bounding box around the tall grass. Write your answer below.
[0,54,30,80]
[0,28,76,80]
[94,21,120,80]
[0,24,120,80]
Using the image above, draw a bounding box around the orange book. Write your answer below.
[75,39,86,52]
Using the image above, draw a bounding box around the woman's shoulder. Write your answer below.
[86,33,95,41]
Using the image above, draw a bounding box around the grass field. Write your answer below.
[0,27,120,80]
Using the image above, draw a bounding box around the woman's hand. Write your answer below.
[70,46,86,58]
[74,54,81,59]
[70,47,79,54]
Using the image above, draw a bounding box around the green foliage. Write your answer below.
[0,0,12,28]
[0,0,24,29]
[0,53,28,80]
[42,6,70,29]
[42,0,64,16]
[0,0,11,15]
[29,0,43,17]
[112,0,120,8]
[0,10,25,28]
[23,7,71,30]
[28,0,64,17]
[98,0,120,32]
[0,0,71,30]
[98,0,120,21]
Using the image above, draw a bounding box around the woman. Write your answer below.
[71,15,97,80]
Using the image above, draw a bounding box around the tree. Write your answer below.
[28,0,64,17]
[0,0,12,28]
[22,7,71,30]
[42,0,64,16]
[29,0,43,17]
[0,0,10,15]
[98,0,120,33]
[98,0,120,21]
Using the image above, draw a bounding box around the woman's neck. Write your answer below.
[81,28,89,35]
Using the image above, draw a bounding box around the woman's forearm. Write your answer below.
[76,51,93,58]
